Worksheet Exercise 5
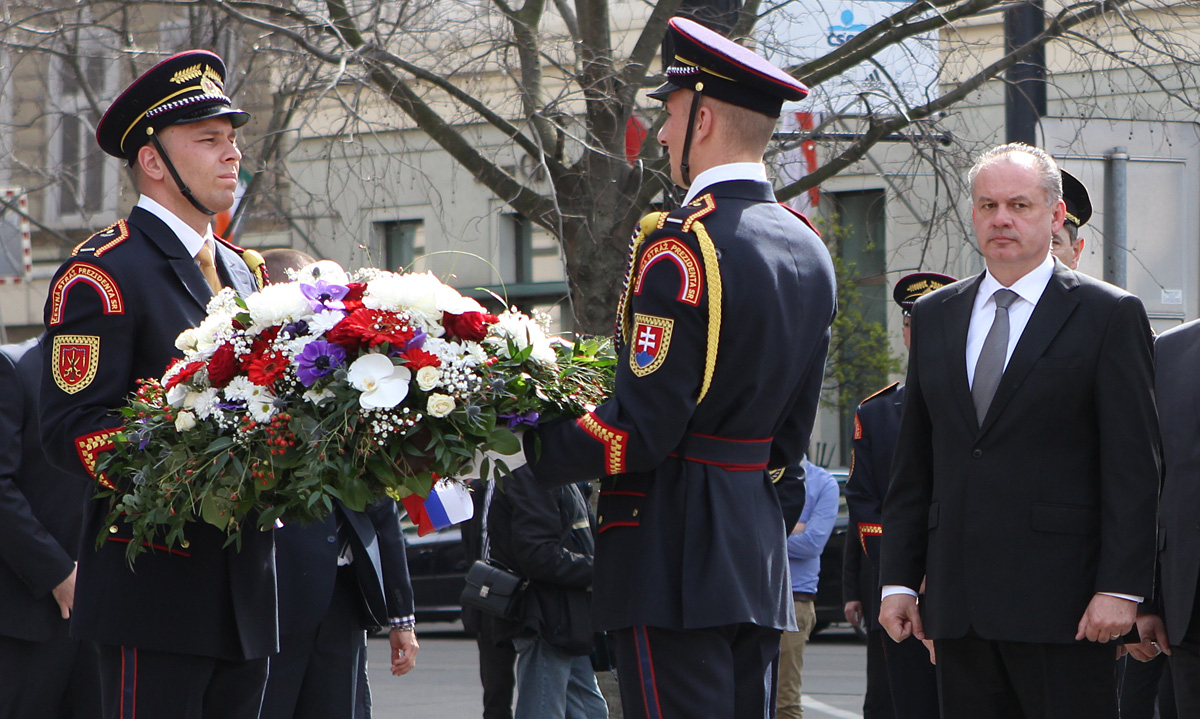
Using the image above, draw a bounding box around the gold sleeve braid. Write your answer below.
[688,218,722,404]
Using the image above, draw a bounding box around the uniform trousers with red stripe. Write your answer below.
[611,624,782,719]
[96,644,268,719]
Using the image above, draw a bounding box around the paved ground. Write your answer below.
[364,621,869,718]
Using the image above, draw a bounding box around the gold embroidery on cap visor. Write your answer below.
[52,334,100,394]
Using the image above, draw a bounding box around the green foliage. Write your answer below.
[819,217,902,414]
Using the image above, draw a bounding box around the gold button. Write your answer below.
[108,525,118,534]
[180,540,191,549]
[632,509,639,517]
[695,81,705,92]
[598,515,604,524]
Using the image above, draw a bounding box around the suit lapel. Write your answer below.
[979,263,1080,434]
[214,241,256,297]
[939,275,983,431]
[130,207,212,312]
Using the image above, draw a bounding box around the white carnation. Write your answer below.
[193,312,236,357]
[246,282,313,329]
[223,376,268,403]
[363,271,443,322]
[306,309,347,338]
[175,328,199,353]
[190,388,220,420]
[488,310,557,365]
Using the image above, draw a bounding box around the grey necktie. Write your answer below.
[972,288,1019,424]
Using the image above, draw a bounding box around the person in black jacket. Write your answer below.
[0,337,100,718]
[487,468,607,719]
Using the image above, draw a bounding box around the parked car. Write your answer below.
[400,516,470,623]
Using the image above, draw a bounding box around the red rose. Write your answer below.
[207,343,239,388]
[246,350,289,387]
[442,311,497,342]
[399,348,441,369]
[164,360,204,390]
[343,283,367,312]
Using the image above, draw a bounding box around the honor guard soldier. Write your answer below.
[39,50,274,719]
[1050,169,1091,270]
[509,16,837,719]
[844,272,953,719]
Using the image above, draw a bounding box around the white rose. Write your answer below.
[174,410,197,432]
[415,366,441,391]
[426,393,456,418]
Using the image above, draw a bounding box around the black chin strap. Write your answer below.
[148,131,217,217]
[679,85,704,188]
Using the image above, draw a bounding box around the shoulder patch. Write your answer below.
[577,412,628,475]
[72,220,130,258]
[48,262,124,326]
[630,313,674,377]
[859,381,900,407]
[52,334,100,394]
[633,238,704,306]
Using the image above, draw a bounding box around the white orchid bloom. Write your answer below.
[347,353,412,409]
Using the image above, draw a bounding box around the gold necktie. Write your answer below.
[196,241,222,294]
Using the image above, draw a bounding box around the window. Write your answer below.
[46,48,119,227]
[506,214,563,284]
[379,219,426,272]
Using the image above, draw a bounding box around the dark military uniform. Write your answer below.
[845,383,940,719]
[39,50,274,719]
[527,175,836,716]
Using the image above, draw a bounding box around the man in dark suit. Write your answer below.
[879,143,1160,718]
[513,17,836,719]
[39,51,275,719]
[844,273,950,719]
[0,336,100,718]
[255,248,418,719]
[1128,320,1200,714]
[263,500,418,719]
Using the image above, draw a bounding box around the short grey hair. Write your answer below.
[967,142,1062,206]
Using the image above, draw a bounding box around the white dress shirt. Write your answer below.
[137,194,215,260]
[883,254,1141,604]
[682,162,768,205]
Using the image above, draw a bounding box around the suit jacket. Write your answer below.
[39,206,278,661]
[526,179,838,632]
[275,499,415,635]
[1152,319,1200,646]
[881,261,1160,644]
[0,338,93,642]
[844,382,904,631]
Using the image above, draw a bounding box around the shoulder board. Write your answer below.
[859,381,900,407]
[779,202,821,238]
[71,220,130,258]
[662,193,717,234]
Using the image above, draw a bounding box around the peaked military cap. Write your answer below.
[649,16,808,117]
[1061,169,1092,229]
[893,272,956,312]
[96,50,250,161]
